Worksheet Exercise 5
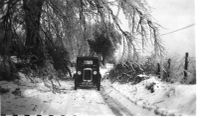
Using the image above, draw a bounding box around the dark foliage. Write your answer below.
[87,23,121,64]
[145,82,156,93]
[0,57,19,81]
[47,44,72,77]
[108,62,144,84]
[108,55,159,84]
[0,86,10,94]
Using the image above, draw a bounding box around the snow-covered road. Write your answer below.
[1,79,157,116]
[1,80,112,115]
[0,64,195,116]
[44,88,114,115]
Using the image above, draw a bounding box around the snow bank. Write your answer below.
[104,76,196,116]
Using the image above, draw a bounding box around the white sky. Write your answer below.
[147,0,195,57]
[115,0,195,57]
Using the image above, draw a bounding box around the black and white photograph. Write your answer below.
[0,0,197,116]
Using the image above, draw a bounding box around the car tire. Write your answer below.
[74,75,78,90]
[97,85,100,91]
[97,76,101,91]
[74,82,77,90]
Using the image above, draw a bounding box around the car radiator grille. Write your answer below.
[83,70,92,80]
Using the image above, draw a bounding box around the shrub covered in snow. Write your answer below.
[108,55,158,84]
[162,56,196,84]
[108,62,145,84]
[108,54,196,85]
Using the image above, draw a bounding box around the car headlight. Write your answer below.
[93,71,97,75]
[77,71,81,75]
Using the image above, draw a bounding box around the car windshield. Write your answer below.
[83,60,93,65]
[76,57,99,67]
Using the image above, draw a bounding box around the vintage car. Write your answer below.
[73,56,101,90]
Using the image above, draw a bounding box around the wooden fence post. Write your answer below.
[160,55,164,80]
[184,52,189,79]
[157,63,160,78]
[167,58,171,77]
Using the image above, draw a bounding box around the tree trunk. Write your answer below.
[184,52,189,79]
[23,0,44,57]
[167,58,171,77]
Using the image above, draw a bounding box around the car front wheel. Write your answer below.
[74,75,78,90]
[97,75,101,91]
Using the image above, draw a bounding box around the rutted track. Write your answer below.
[100,84,156,116]
[100,87,134,115]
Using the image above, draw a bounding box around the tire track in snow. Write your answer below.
[103,83,179,116]
[100,87,134,115]
[44,82,114,115]
[101,84,156,116]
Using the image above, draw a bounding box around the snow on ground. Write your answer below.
[103,76,196,116]
[0,63,196,116]
[0,73,114,115]
[101,84,156,115]
[100,63,114,78]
